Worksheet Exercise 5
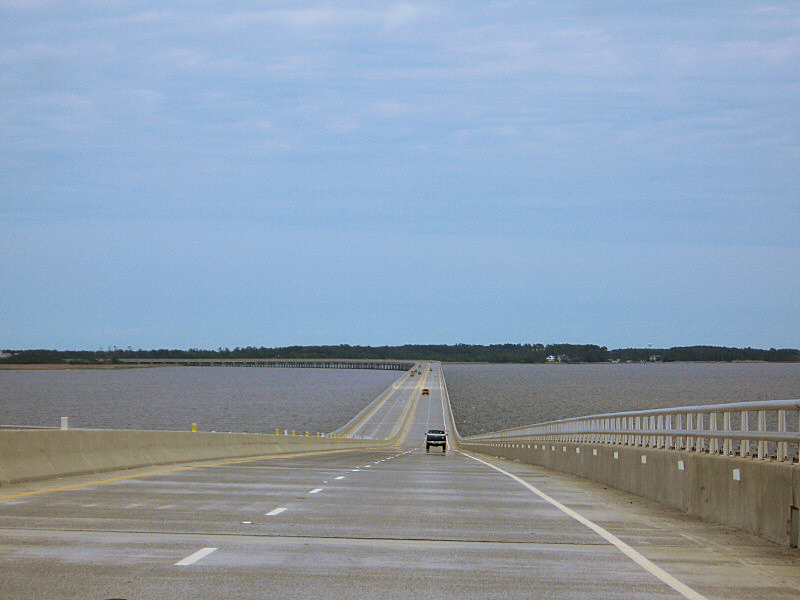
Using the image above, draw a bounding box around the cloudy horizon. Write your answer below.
[2,2,799,350]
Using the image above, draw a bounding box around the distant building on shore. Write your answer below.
[546,354,570,363]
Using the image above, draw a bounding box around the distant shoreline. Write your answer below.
[2,343,798,367]
[0,364,156,370]
[2,360,796,370]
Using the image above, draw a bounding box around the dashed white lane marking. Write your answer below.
[175,547,217,566]
[265,507,288,516]
[335,476,345,480]
[309,488,323,494]
[462,452,709,600]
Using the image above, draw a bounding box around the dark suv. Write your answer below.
[425,429,447,453]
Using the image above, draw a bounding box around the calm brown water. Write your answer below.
[0,367,402,434]
[4,363,800,437]
[444,363,800,436]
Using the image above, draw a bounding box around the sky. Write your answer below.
[1,1,799,351]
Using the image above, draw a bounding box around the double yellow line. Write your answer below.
[0,448,360,501]
[388,366,430,444]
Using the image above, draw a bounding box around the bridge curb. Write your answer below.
[0,429,391,487]
[461,440,800,547]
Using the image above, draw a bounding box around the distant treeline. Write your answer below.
[2,344,799,365]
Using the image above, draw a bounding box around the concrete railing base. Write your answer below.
[461,440,800,548]
[0,429,391,487]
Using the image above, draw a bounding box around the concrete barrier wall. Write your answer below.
[461,440,800,547]
[0,429,391,487]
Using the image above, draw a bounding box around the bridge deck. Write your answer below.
[1,363,798,599]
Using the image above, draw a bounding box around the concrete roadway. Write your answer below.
[1,362,799,599]
[337,364,425,440]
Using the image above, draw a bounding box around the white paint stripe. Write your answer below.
[265,507,287,516]
[175,547,217,566]
[309,488,323,494]
[335,476,345,480]
[461,452,709,600]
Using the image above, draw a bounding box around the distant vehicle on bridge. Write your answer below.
[425,429,447,453]
[421,388,430,395]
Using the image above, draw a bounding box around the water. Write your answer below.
[4,363,800,438]
[0,367,402,433]
[444,362,800,436]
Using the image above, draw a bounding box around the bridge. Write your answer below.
[118,358,414,370]
[1,362,798,599]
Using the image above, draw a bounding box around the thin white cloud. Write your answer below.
[327,116,361,133]
[371,100,417,118]
[383,3,432,29]
[3,1,800,349]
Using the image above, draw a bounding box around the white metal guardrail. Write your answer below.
[463,399,800,462]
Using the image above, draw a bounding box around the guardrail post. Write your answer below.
[723,412,732,456]
[710,413,719,454]
[778,410,788,462]
[696,412,705,453]
[740,410,750,457]
[757,411,766,459]
[666,414,673,449]
[638,416,643,447]
[686,413,694,452]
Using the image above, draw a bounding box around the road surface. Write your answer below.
[1,362,798,599]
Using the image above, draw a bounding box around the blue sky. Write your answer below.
[2,1,799,350]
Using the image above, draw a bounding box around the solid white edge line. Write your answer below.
[266,507,287,516]
[461,451,709,600]
[175,547,218,566]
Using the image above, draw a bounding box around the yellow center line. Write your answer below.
[337,369,412,437]
[390,367,430,444]
[0,449,359,501]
